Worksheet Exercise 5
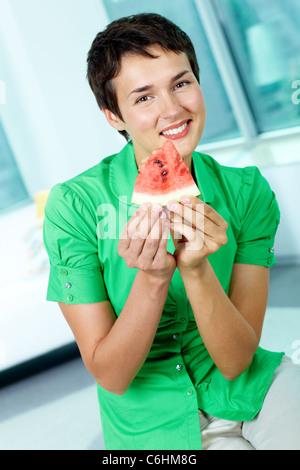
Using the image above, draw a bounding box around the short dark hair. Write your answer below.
[87,13,200,141]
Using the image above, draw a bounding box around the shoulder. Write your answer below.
[197,151,272,198]
[198,151,262,183]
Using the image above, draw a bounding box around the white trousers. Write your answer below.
[199,356,300,450]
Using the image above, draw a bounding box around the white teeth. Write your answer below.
[162,122,188,136]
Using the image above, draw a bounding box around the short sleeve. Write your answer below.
[43,183,108,304]
[234,167,280,267]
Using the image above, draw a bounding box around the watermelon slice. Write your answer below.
[131,141,200,206]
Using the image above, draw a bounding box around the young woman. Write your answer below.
[43,13,300,450]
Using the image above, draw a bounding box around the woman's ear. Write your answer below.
[102,108,125,132]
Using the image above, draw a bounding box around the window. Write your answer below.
[214,0,300,133]
[103,0,300,147]
[102,0,241,144]
[0,119,29,214]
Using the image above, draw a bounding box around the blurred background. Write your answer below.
[0,0,299,450]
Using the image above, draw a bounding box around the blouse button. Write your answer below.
[186,389,193,396]
[61,269,68,276]
[65,283,72,289]
[66,295,73,302]
[176,364,183,371]
[172,334,179,340]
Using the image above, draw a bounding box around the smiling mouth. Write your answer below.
[160,120,192,139]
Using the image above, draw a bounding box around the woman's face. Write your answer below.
[104,46,206,168]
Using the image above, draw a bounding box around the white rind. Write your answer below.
[131,184,200,206]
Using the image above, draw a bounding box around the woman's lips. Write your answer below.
[160,120,192,140]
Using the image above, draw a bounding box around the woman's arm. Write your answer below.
[167,197,269,380]
[59,205,175,395]
[179,261,269,380]
[59,271,172,395]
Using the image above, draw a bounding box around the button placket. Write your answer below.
[172,269,189,325]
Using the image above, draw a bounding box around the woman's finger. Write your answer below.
[167,197,226,228]
[139,217,163,261]
[119,204,164,263]
[156,215,171,251]
[166,200,204,232]
[120,203,151,240]
[167,198,228,243]
[181,196,226,228]
[134,204,163,239]
[118,204,151,258]
[170,219,203,250]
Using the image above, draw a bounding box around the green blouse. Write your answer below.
[43,141,284,450]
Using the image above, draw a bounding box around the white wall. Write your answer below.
[208,139,300,262]
[0,0,124,196]
[261,162,300,262]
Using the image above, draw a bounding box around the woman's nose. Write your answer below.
[159,94,183,120]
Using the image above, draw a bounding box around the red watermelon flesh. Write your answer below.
[131,141,200,206]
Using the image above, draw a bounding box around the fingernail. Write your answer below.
[159,211,167,219]
[141,203,150,211]
[181,197,190,204]
[153,204,162,212]
[167,202,178,211]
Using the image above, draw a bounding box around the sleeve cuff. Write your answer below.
[234,240,277,267]
[46,265,108,304]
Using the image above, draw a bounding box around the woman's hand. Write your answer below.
[166,196,228,272]
[118,203,176,280]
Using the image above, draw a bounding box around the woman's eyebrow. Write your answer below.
[171,70,192,83]
[127,70,192,99]
[127,84,153,99]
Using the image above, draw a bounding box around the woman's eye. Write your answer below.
[174,81,189,90]
[136,95,151,104]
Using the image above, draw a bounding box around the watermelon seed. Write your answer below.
[162,170,167,175]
